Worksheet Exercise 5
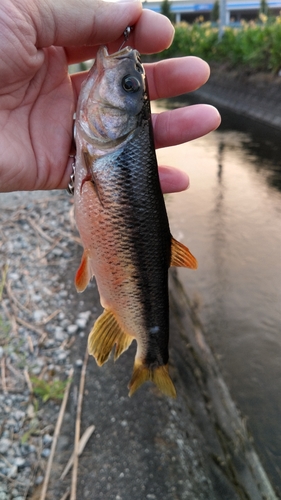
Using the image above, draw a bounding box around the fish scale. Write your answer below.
[74,46,197,397]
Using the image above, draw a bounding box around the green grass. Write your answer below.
[30,376,70,403]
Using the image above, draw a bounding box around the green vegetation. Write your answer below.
[161,15,281,73]
[31,376,70,402]
[260,0,270,16]
[0,263,8,301]
[210,0,219,23]
[161,0,175,23]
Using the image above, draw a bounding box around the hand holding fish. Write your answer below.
[0,0,220,193]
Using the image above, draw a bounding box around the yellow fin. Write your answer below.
[170,237,198,269]
[128,360,176,398]
[75,250,92,292]
[88,309,133,366]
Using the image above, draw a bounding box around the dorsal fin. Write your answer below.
[170,237,198,269]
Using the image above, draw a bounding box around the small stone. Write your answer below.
[78,310,91,320]
[56,351,67,361]
[7,465,18,478]
[7,447,15,457]
[75,359,83,367]
[9,273,20,281]
[76,310,91,329]
[13,457,25,468]
[30,366,41,375]
[35,475,44,485]
[26,404,35,419]
[52,248,63,257]
[43,434,53,446]
[0,438,12,454]
[67,324,78,335]
[54,327,66,342]
[41,448,51,458]
[12,410,25,421]
[76,318,88,329]
[33,310,47,323]
[6,418,17,427]
[44,339,55,348]
[32,293,42,303]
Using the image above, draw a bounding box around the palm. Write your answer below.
[0,45,74,191]
[0,0,220,193]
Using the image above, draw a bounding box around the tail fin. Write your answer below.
[128,360,176,398]
[88,309,133,366]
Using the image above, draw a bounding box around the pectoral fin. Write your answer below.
[75,250,92,292]
[170,237,198,269]
[128,360,176,398]
[88,309,134,366]
[82,151,103,205]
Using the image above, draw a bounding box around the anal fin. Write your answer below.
[75,250,92,292]
[170,237,198,269]
[128,360,176,398]
[88,309,134,366]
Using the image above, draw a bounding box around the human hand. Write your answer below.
[0,0,220,193]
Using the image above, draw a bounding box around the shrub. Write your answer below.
[160,17,281,73]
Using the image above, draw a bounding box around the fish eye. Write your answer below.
[122,75,141,93]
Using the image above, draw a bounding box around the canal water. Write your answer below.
[154,99,281,491]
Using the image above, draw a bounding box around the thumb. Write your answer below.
[30,0,142,48]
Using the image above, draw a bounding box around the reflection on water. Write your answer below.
[154,101,281,491]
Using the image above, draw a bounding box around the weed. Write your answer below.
[0,263,8,301]
[30,376,70,402]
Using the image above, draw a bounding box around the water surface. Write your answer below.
[154,100,281,491]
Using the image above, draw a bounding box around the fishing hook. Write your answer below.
[119,26,134,51]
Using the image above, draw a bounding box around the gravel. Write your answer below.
[0,190,95,499]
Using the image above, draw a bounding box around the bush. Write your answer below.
[160,17,281,73]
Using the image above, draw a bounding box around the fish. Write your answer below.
[74,46,197,398]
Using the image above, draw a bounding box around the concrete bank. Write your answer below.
[193,66,281,130]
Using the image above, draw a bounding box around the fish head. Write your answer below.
[76,46,148,150]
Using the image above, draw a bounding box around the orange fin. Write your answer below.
[128,360,176,398]
[170,237,198,269]
[88,309,134,366]
[75,250,92,292]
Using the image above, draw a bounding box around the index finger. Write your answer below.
[65,9,174,64]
